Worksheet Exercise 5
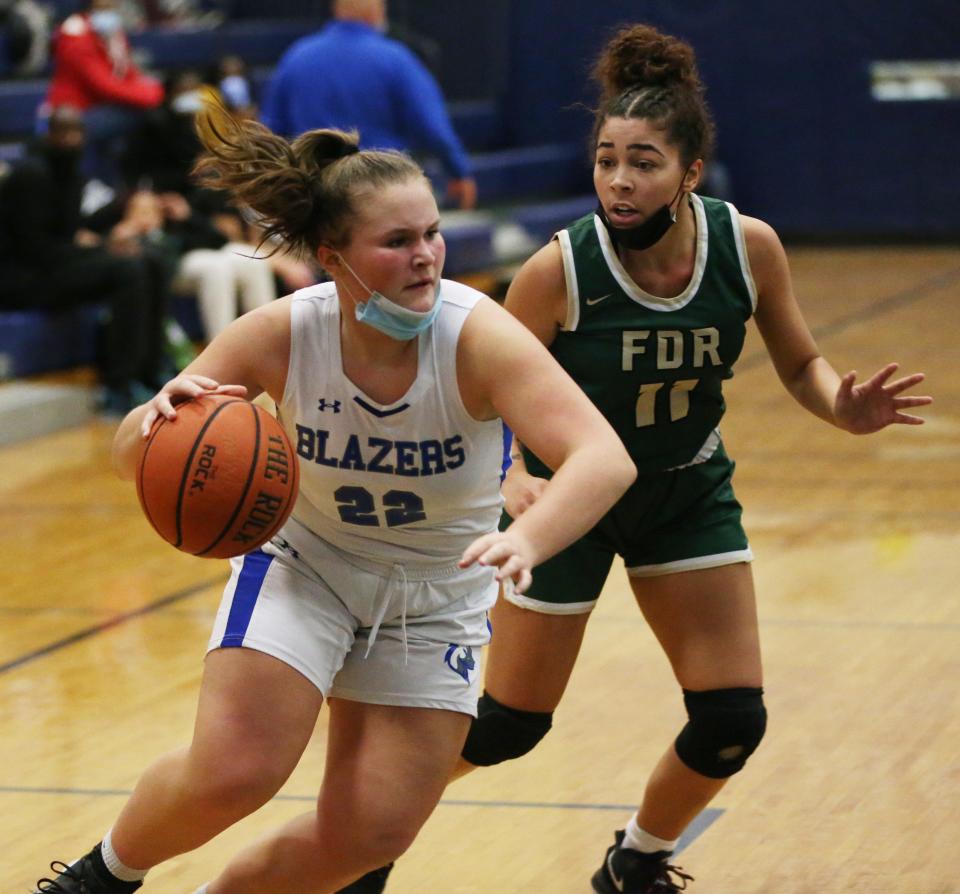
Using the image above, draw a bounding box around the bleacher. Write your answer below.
[0,14,594,388]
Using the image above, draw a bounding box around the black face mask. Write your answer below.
[596,169,689,252]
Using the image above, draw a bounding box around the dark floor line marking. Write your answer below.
[737,265,960,373]
[676,807,723,854]
[759,617,960,633]
[0,784,723,847]
[590,614,960,634]
[0,578,223,676]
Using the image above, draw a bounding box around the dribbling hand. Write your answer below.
[140,374,248,437]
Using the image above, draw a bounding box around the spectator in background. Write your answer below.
[0,107,167,413]
[261,0,477,210]
[213,55,256,119]
[123,68,208,196]
[45,0,163,183]
[121,69,315,315]
[89,188,277,344]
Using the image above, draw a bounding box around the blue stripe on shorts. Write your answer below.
[220,550,274,648]
[500,421,513,482]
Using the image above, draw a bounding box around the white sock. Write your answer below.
[101,829,149,883]
[622,814,678,855]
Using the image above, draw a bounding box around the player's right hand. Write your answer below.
[141,375,247,437]
[502,466,549,518]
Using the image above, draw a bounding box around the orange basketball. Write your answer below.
[136,394,299,559]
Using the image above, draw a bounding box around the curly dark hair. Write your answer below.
[592,24,715,165]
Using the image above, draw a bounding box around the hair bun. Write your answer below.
[594,24,700,100]
[293,129,361,175]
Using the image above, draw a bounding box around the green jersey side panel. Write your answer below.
[533,194,756,475]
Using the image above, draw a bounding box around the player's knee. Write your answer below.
[674,687,767,779]
[461,691,553,766]
[189,747,289,811]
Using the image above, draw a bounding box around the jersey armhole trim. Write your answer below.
[281,294,304,407]
[554,229,580,331]
[725,201,759,313]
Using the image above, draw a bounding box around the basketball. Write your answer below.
[136,394,299,559]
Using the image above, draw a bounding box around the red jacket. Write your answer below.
[46,13,163,111]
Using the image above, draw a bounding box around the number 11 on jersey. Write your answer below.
[635,379,699,427]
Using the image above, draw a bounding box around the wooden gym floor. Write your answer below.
[1,245,958,893]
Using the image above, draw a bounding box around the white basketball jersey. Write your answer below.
[277,279,506,567]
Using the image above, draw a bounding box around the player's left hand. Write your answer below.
[459,530,535,594]
[834,362,932,434]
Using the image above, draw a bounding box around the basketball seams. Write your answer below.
[196,402,263,557]
[136,395,297,558]
[173,399,246,549]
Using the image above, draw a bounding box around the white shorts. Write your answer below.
[206,524,497,715]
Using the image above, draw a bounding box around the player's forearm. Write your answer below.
[507,442,635,567]
[782,355,843,427]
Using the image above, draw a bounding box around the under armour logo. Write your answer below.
[444,644,476,682]
[318,398,342,413]
[272,536,300,560]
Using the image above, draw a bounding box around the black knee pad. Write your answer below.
[674,687,767,779]
[461,691,553,766]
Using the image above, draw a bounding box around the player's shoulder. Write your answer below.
[739,213,778,241]
[290,281,338,305]
[739,213,785,268]
[438,278,490,312]
[514,239,565,293]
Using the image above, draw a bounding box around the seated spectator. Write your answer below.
[121,74,316,318]
[89,188,280,343]
[123,68,207,196]
[45,0,163,184]
[0,107,168,413]
[161,190,278,341]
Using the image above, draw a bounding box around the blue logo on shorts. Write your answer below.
[444,644,475,682]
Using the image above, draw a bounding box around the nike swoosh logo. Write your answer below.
[607,852,625,892]
[586,293,611,306]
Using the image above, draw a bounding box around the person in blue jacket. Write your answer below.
[261,0,477,210]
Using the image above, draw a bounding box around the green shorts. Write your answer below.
[502,444,752,615]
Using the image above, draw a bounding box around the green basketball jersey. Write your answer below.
[532,194,757,475]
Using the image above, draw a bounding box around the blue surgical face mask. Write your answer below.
[89,9,123,37]
[219,75,251,110]
[337,254,442,341]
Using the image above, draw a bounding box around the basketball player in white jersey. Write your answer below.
[33,105,636,894]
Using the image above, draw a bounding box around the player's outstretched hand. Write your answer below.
[141,374,248,437]
[834,363,932,434]
[502,466,549,519]
[460,530,536,594]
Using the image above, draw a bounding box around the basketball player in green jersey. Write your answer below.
[462,22,931,894]
[337,22,932,894]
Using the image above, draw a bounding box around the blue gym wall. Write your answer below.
[414,0,958,239]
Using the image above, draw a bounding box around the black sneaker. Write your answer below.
[335,862,395,894]
[35,844,143,893]
[591,830,694,893]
